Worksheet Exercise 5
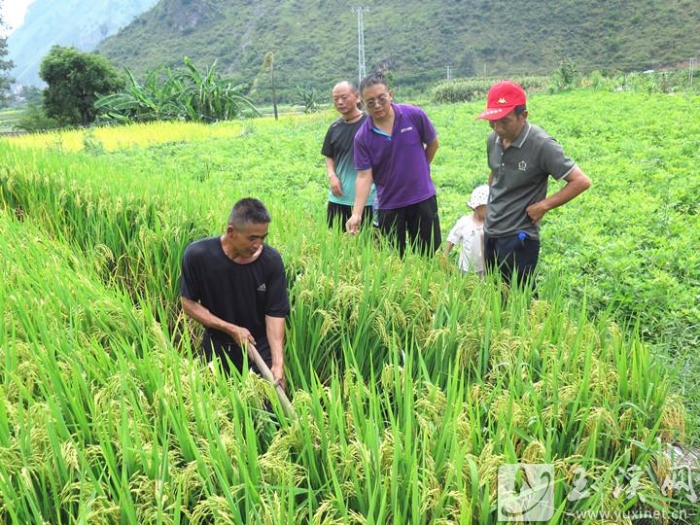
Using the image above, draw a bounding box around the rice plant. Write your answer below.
[0,89,698,523]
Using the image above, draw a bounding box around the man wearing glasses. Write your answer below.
[346,71,441,256]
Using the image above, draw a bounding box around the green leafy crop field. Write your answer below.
[0,89,698,523]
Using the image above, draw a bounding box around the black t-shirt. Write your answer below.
[321,115,369,206]
[180,237,290,354]
[321,115,366,162]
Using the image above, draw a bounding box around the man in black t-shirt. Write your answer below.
[321,80,377,228]
[180,198,290,385]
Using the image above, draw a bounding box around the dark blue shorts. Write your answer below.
[484,232,540,288]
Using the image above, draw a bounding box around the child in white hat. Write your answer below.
[443,184,489,276]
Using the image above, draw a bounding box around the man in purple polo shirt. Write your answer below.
[346,71,441,256]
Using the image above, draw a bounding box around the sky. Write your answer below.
[1,0,35,34]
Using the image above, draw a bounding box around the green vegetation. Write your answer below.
[0,107,23,132]
[0,12,12,106]
[95,57,258,124]
[0,89,698,522]
[14,102,60,132]
[39,46,124,127]
[294,84,321,114]
[431,75,551,104]
[95,0,700,103]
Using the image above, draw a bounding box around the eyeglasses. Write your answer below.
[363,93,390,108]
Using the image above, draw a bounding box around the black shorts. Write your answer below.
[327,202,374,229]
[202,332,271,376]
[377,195,441,256]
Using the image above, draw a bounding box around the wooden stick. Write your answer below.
[245,342,296,420]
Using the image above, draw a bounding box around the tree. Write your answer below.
[0,2,14,107]
[551,56,579,92]
[18,85,42,106]
[16,103,59,132]
[265,52,278,121]
[39,46,124,127]
[250,52,278,120]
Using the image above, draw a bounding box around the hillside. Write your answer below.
[95,0,700,101]
[7,0,159,86]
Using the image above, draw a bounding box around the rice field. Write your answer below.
[0,89,698,523]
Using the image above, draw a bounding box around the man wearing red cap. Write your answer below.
[477,80,590,287]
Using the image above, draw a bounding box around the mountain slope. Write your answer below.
[95,0,700,100]
[7,0,159,86]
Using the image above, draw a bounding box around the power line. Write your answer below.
[351,7,368,85]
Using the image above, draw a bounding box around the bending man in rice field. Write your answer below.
[180,198,290,386]
[346,71,441,256]
[477,80,591,288]
[322,80,377,229]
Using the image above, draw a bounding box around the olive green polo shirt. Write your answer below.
[485,122,576,238]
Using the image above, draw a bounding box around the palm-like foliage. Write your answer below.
[95,67,186,122]
[96,58,258,123]
[180,57,257,122]
[295,84,320,114]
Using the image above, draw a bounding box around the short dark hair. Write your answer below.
[514,104,527,116]
[228,198,271,230]
[359,70,389,95]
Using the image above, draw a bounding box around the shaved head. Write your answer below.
[331,81,361,118]
[333,80,357,93]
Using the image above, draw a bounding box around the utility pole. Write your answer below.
[352,7,368,84]
[690,57,696,85]
[446,64,452,81]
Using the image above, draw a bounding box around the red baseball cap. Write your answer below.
[477,80,527,120]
